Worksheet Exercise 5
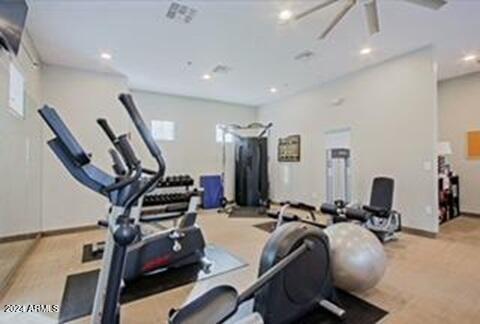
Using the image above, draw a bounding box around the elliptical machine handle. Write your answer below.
[97,118,117,142]
[97,118,140,170]
[117,135,140,169]
[118,94,164,163]
[118,93,166,209]
[109,149,127,176]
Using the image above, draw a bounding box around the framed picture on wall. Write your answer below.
[278,135,301,162]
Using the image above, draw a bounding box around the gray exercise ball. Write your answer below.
[324,223,386,292]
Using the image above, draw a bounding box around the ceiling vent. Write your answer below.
[294,50,315,61]
[166,2,197,23]
[212,64,232,74]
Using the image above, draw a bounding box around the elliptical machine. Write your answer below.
[169,204,345,324]
[95,117,209,281]
[38,93,203,324]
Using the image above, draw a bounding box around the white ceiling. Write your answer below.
[26,0,480,106]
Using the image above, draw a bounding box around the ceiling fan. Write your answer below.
[292,0,447,39]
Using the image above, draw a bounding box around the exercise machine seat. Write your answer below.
[369,177,394,211]
[363,205,389,218]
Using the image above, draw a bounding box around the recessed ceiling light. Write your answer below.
[463,54,477,62]
[360,47,372,55]
[100,52,112,60]
[270,87,278,93]
[278,10,293,21]
[202,74,211,80]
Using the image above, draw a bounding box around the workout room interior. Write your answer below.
[1,0,479,323]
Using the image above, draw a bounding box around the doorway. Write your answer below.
[325,129,352,203]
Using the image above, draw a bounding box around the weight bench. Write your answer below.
[320,177,402,243]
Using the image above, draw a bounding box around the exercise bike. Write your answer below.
[169,203,345,324]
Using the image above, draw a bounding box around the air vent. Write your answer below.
[294,50,315,61]
[212,65,232,74]
[166,2,197,23]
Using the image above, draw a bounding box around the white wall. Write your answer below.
[0,34,43,237]
[438,72,480,214]
[40,71,255,230]
[258,48,439,233]
[5,46,440,233]
[131,90,257,198]
[41,65,129,230]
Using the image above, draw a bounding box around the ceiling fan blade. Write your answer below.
[402,0,447,10]
[364,0,380,35]
[295,0,340,21]
[318,0,356,39]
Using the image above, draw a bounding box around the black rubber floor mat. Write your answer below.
[59,270,99,324]
[253,221,277,233]
[59,245,247,323]
[227,290,387,324]
[228,207,268,218]
[81,242,104,262]
[301,289,388,323]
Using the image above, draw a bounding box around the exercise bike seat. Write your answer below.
[169,285,239,324]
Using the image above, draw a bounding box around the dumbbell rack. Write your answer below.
[91,175,197,256]
[140,175,197,223]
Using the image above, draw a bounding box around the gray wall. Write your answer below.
[39,67,256,231]
[41,65,130,230]
[130,90,257,199]
[438,72,480,214]
[4,47,442,234]
[258,48,439,233]
[0,35,43,237]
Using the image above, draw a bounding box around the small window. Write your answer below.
[151,120,175,141]
[216,124,233,143]
[9,62,24,118]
